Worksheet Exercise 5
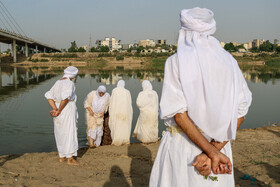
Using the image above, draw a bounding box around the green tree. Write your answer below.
[68,41,78,52]
[100,46,109,52]
[90,47,97,52]
[78,47,86,52]
[224,42,237,52]
[250,46,259,52]
[137,46,145,53]
[275,46,280,53]
[259,40,273,52]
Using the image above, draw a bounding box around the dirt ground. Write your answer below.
[0,125,279,187]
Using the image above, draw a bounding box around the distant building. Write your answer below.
[252,39,265,48]
[122,44,130,50]
[96,37,121,50]
[157,40,167,45]
[220,42,225,48]
[138,39,156,47]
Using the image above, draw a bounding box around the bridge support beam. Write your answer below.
[12,39,17,62]
[14,67,18,89]
[25,43,29,57]
[0,66,2,87]
[44,48,46,53]
[35,45,38,53]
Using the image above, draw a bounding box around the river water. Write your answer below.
[0,65,279,155]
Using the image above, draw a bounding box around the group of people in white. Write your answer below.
[45,7,252,187]
[84,79,159,148]
[45,68,159,165]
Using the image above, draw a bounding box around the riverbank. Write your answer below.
[0,125,279,186]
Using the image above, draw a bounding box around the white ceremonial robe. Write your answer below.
[84,91,110,147]
[109,87,133,146]
[133,89,159,143]
[149,54,252,187]
[45,78,78,158]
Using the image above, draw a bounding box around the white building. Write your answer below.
[96,37,121,50]
[138,39,156,47]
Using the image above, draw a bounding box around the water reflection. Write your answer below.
[0,64,279,156]
[0,66,56,101]
[240,64,280,84]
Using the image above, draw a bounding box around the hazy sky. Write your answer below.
[1,0,280,49]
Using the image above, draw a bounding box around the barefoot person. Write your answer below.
[45,66,80,165]
[84,85,110,148]
[149,7,252,186]
[109,80,133,146]
[133,80,159,143]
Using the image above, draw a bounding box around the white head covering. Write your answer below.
[142,80,152,91]
[92,85,107,114]
[117,80,125,88]
[164,7,241,142]
[63,66,78,78]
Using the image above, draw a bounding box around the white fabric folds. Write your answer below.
[92,85,107,114]
[133,80,159,143]
[160,7,252,142]
[109,80,133,146]
[63,66,78,78]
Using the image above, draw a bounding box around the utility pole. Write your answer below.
[88,34,92,52]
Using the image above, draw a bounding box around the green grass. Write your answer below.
[266,58,280,66]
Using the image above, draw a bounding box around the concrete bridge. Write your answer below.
[0,28,61,62]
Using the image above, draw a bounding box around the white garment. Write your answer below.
[88,126,103,147]
[161,7,252,142]
[45,78,78,158]
[133,80,159,143]
[109,81,133,146]
[150,119,234,187]
[150,52,252,187]
[84,90,110,147]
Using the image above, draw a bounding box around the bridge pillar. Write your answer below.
[0,66,2,87]
[26,71,29,85]
[44,48,46,53]
[13,67,18,89]
[25,43,29,57]
[12,39,17,63]
[36,45,38,53]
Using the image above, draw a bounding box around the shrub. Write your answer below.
[116,55,124,61]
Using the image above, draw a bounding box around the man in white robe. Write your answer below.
[109,80,133,146]
[149,7,252,186]
[84,85,110,147]
[133,80,159,143]
[45,66,79,165]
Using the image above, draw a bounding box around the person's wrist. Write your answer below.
[206,148,219,159]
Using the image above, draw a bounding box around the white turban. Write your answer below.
[165,7,245,142]
[117,80,125,88]
[142,80,152,91]
[180,7,216,34]
[97,85,106,94]
[63,66,78,78]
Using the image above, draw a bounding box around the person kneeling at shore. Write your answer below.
[45,66,80,165]
[84,85,110,148]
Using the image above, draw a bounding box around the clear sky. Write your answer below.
[1,0,280,49]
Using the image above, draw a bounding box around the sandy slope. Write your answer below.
[0,125,279,187]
